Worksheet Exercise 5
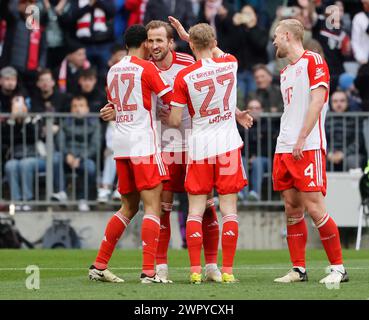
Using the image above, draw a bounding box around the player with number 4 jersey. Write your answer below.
[272,19,348,285]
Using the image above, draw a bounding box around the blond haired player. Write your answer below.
[167,19,250,284]
[272,19,348,284]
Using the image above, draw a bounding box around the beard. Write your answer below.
[151,48,169,62]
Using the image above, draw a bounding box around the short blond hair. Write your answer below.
[188,23,216,50]
[277,19,304,42]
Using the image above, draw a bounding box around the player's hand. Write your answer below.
[100,103,116,122]
[168,16,189,42]
[158,107,170,125]
[236,110,253,129]
[292,137,305,160]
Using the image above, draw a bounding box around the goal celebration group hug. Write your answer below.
[87,16,348,285]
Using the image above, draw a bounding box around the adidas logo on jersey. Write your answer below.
[223,230,236,236]
[189,232,202,238]
[103,235,107,242]
[160,225,167,230]
[308,181,316,187]
[142,241,147,246]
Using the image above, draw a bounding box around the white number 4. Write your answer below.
[304,163,314,179]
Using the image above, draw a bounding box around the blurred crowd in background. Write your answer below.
[0,0,368,210]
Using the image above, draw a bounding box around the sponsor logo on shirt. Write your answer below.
[314,67,325,80]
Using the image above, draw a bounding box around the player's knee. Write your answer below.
[284,200,304,218]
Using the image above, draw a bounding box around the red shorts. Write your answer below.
[116,154,169,195]
[162,151,187,193]
[185,148,248,195]
[272,149,327,196]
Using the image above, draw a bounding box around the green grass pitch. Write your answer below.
[0,249,368,300]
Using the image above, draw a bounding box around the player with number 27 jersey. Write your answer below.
[171,53,247,195]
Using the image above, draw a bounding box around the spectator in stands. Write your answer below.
[335,0,352,35]
[338,73,362,111]
[30,69,68,113]
[57,96,100,212]
[239,98,279,201]
[232,5,269,98]
[144,0,196,52]
[197,0,236,53]
[0,66,27,113]
[113,0,127,44]
[351,0,369,65]
[125,0,147,27]
[0,0,48,92]
[287,0,318,31]
[97,121,120,203]
[54,41,90,95]
[77,68,105,113]
[313,3,351,92]
[3,98,64,211]
[247,64,283,113]
[326,90,367,171]
[354,60,369,111]
[60,0,115,76]
[43,0,71,69]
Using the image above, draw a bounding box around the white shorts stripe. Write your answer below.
[155,154,164,176]
[315,151,319,187]
[318,150,323,186]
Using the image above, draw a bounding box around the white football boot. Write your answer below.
[274,268,308,283]
[88,266,124,283]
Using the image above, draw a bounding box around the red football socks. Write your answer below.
[156,204,172,265]
[202,201,219,265]
[186,215,203,274]
[221,214,238,274]
[286,216,308,269]
[142,214,161,276]
[94,211,130,270]
[316,213,343,265]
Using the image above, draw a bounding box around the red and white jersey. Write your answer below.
[155,51,195,152]
[276,50,330,154]
[171,54,243,161]
[107,55,171,158]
